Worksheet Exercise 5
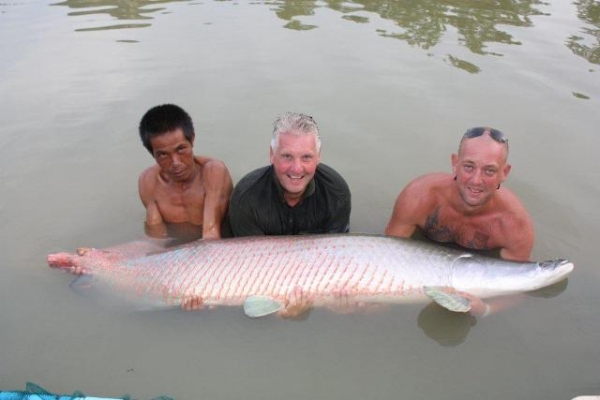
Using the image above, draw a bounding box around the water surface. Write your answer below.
[1,1,599,399]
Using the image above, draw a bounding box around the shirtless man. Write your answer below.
[385,127,534,261]
[138,104,233,241]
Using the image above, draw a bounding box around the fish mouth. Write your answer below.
[538,258,574,279]
[530,258,574,290]
[47,252,76,269]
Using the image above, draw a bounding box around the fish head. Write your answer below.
[47,247,125,275]
[451,255,574,297]
[47,251,87,275]
[532,258,574,287]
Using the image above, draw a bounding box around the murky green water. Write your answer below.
[1,1,599,399]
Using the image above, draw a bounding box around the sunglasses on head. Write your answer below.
[463,127,508,143]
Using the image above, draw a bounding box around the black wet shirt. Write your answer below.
[229,164,351,236]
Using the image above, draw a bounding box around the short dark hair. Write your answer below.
[139,104,195,154]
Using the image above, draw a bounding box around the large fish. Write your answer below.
[46,234,573,317]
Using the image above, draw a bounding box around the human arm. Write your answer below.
[384,178,431,238]
[500,237,533,262]
[138,168,168,238]
[200,159,233,240]
[325,199,351,233]
[228,183,267,237]
[324,188,351,234]
[498,204,535,261]
[317,164,351,234]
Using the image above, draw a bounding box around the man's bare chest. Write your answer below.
[421,207,501,250]
[156,184,205,222]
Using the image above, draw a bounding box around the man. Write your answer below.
[138,104,233,241]
[385,127,534,261]
[229,112,351,237]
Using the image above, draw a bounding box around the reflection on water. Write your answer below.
[51,0,189,31]
[417,278,569,347]
[568,0,600,65]
[53,0,599,75]
[352,0,544,52]
[271,0,546,73]
[418,303,476,347]
[2,0,598,397]
[50,0,600,73]
[271,0,319,30]
[526,277,569,298]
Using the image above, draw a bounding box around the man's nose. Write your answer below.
[171,154,182,166]
[471,169,483,184]
[290,158,302,172]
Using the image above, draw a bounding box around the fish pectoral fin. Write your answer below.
[423,286,471,313]
[243,296,285,318]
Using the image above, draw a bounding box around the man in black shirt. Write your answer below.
[229,112,351,236]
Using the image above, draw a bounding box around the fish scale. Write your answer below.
[124,235,427,305]
[47,234,574,315]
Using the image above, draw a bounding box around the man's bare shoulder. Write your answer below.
[394,173,451,217]
[196,156,231,180]
[195,156,233,193]
[138,164,161,196]
[194,155,215,166]
[199,157,228,173]
[139,164,161,180]
[496,188,534,230]
[386,173,451,237]
[401,172,452,198]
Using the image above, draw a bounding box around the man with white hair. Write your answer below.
[229,112,351,237]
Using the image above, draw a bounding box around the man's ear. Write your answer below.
[502,163,512,180]
[451,153,459,175]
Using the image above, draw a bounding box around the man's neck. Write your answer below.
[284,193,303,207]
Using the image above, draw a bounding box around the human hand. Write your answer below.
[180,295,205,311]
[278,286,314,319]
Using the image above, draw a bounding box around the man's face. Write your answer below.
[451,134,510,208]
[270,132,321,202]
[149,128,196,182]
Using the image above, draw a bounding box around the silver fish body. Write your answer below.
[47,234,573,315]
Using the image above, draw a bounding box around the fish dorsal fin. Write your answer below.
[423,286,471,313]
[243,296,284,317]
